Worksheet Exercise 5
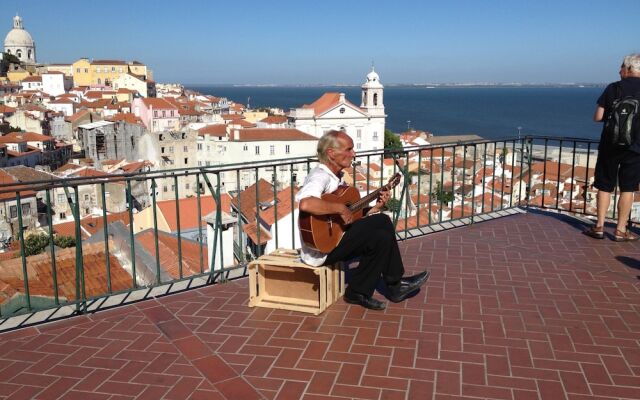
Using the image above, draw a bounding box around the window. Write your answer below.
[171,185,175,192]
[198,161,202,166]
[184,158,188,164]
[207,146,210,151]
[76,68,80,73]
[161,147,165,153]
[97,78,101,84]
[9,206,17,219]
[169,146,174,153]
[255,146,260,155]
[197,143,202,150]
[285,145,290,154]
[270,145,275,155]
[57,194,65,203]
[84,194,90,201]
[163,186,168,193]
[373,131,378,140]
[183,146,188,152]
[243,145,248,151]
[154,111,158,117]
[112,66,115,72]
[59,212,66,219]
[357,143,362,150]
[357,129,362,139]
[162,110,166,118]
[84,68,88,73]
[206,161,211,166]
[373,93,378,106]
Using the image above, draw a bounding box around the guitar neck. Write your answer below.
[348,186,387,213]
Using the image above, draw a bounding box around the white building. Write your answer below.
[3,15,36,65]
[42,71,73,97]
[196,125,318,192]
[288,68,386,152]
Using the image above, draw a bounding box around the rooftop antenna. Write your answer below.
[247,96,251,110]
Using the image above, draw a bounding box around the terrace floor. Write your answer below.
[0,209,639,400]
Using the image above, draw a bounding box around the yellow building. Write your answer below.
[70,58,151,89]
[71,58,91,86]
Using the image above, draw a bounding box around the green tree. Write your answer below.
[23,233,50,256]
[431,181,454,204]
[386,197,402,213]
[383,129,402,158]
[54,235,76,249]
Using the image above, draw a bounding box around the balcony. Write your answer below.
[0,136,638,399]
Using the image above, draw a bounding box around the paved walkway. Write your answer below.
[0,210,639,400]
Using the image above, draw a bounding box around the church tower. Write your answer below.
[360,67,385,117]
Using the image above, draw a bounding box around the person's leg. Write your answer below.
[596,190,612,228]
[325,213,404,296]
[616,192,633,232]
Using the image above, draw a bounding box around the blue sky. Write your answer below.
[3,0,639,85]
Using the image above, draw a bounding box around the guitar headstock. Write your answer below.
[385,173,402,190]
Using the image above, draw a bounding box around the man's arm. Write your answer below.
[593,105,605,122]
[299,197,352,224]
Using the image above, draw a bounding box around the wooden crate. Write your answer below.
[248,251,345,315]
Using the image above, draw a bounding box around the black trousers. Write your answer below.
[324,213,405,297]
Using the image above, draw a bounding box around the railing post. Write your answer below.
[150,178,161,285]
[45,189,59,305]
[16,191,31,312]
[173,175,183,279]
[100,182,112,294]
[126,180,137,288]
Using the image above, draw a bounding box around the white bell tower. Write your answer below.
[360,67,384,117]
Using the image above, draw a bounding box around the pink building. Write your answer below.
[132,97,179,132]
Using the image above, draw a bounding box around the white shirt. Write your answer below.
[295,163,343,266]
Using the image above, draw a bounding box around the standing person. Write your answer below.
[296,130,429,310]
[585,54,640,241]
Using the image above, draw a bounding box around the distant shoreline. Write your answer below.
[185,83,607,89]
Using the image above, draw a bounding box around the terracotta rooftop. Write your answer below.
[198,124,227,137]
[141,97,179,110]
[0,241,131,303]
[301,92,362,116]
[136,230,207,279]
[234,128,317,142]
[259,115,288,124]
[0,170,36,200]
[156,194,232,232]
[231,179,274,223]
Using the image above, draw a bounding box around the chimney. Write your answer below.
[339,93,345,103]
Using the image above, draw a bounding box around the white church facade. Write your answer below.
[3,15,36,65]
[288,68,386,152]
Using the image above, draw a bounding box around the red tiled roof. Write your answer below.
[156,194,232,232]
[259,186,299,226]
[21,76,42,83]
[66,109,91,123]
[259,115,288,124]
[107,112,144,125]
[0,131,53,144]
[141,97,178,110]
[242,221,271,245]
[0,105,16,113]
[0,242,131,302]
[301,92,362,116]
[198,124,227,137]
[0,170,36,201]
[231,179,274,223]
[136,230,207,279]
[234,128,317,142]
[92,59,127,65]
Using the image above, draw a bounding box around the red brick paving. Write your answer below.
[0,211,639,399]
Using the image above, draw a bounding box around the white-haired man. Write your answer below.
[296,130,428,310]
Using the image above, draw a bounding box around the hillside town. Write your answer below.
[0,14,616,306]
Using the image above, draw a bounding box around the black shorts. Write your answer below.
[593,146,640,192]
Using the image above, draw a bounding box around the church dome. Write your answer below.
[362,67,383,89]
[4,15,34,47]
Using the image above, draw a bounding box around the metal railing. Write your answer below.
[0,135,621,327]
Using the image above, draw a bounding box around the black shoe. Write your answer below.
[343,289,386,310]
[400,271,430,287]
[387,271,430,303]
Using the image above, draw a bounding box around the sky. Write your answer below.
[2,0,640,85]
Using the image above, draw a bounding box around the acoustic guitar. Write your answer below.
[299,173,402,253]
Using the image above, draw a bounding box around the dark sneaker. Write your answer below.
[343,289,386,310]
[584,226,604,239]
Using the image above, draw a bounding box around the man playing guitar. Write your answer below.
[296,130,429,310]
